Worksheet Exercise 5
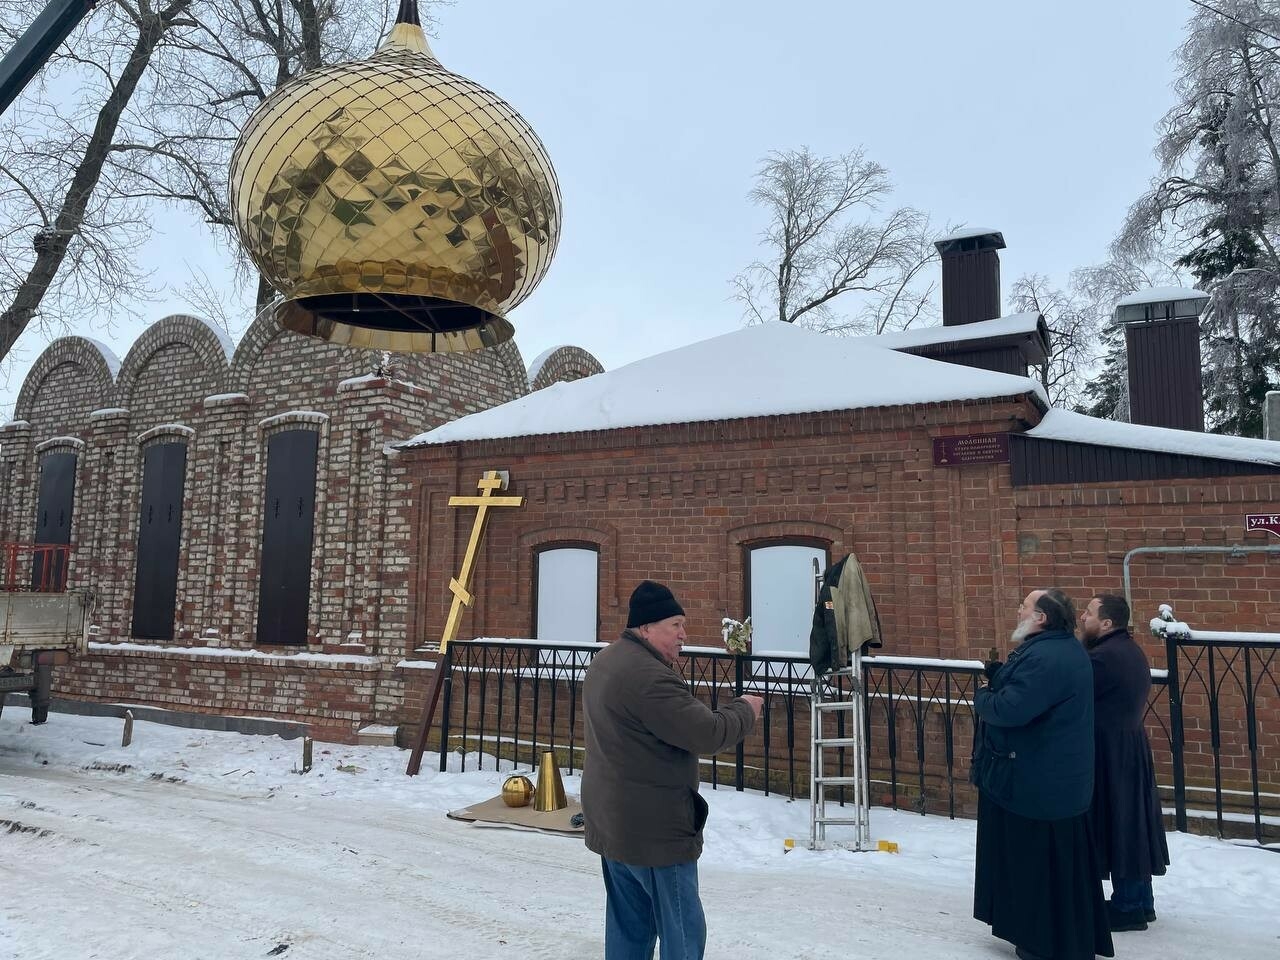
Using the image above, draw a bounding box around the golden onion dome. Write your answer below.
[228,1,561,353]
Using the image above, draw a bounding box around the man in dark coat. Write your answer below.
[582,580,762,960]
[972,588,1114,960]
[1080,594,1170,932]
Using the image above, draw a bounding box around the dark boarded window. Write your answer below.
[131,442,188,640]
[257,429,319,645]
[32,450,76,590]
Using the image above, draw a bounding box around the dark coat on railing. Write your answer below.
[809,554,882,674]
[972,628,1095,821]
[1088,628,1170,880]
[581,630,757,867]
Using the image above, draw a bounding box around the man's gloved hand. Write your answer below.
[983,659,1003,682]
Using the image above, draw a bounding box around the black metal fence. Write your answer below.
[437,641,986,816]
[1160,628,1280,846]
[434,634,1279,846]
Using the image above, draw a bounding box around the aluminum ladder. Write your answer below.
[808,658,871,851]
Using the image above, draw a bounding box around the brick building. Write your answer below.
[398,321,1280,659]
[0,310,600,740]
[5,231,1278,782]
[391,316,1280,820]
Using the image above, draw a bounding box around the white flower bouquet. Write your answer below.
[721,616,752,655]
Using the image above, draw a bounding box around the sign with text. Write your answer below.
[933,433,1010,467]
[1246,513,1280,537]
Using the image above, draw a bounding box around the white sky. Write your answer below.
[0,0,1192,419]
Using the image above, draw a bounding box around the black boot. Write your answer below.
[1145,907,1157,923]
[1015,947,1048,960]
[1107,900,1149,932]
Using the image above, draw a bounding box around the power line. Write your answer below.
[1189,0,1280,48]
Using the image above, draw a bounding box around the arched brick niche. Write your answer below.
[115,315,231,425]
[14,337,119,439]
[527,345,605,392]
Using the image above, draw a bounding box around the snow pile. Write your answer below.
[1115,287,1208,307]
[404,323,1043,446]
[1026,408,1280,467]
[853,312,1043,351]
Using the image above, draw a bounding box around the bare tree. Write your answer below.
[0,0,428,365]
[0,0,196,361]
[733,147,938,335]
[1006,274,1099,409]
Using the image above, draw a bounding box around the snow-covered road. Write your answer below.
[1,712,1276,959]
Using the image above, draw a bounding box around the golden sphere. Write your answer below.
[501,774,535,807]
[228,18,560,353]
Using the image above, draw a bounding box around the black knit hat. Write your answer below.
[627,580,685,628]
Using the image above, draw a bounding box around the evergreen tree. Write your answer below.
[1115,0,1280,436]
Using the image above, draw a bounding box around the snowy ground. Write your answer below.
[1,712,1277,960]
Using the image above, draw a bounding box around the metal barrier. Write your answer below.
[1153,607,1280,846]
[2,542,73,592]
[437,639,987,818]
[434,629,1278,844]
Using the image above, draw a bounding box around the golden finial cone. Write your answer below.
[228,14,560,353]
[534,749,567,812]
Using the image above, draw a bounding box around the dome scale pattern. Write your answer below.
[228,10,561,353]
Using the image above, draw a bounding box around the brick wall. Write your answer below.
[394,394,1280,806]
[5,313,598,741]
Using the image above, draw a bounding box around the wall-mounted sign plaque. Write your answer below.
[933,433,1010,467]
[1246,514,1280,537]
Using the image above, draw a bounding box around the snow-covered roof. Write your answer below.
[1114,287,1208,307]
[854,313,1043,351]
[936,226,1003,243]
[1025,409,1280,467]
[402,323,1044,446]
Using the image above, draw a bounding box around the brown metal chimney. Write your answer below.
[934,228,1006,326]
[1114,288,1208,432]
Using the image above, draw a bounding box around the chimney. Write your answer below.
[934,228,1006,326]
[1114,287,1208,432]
[1266,390,1280,440]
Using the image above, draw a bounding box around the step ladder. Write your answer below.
[809,659,871,851]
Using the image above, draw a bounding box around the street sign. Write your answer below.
[1246,514,1280,537]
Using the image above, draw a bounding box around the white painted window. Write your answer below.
[748,543,826,665]
[536,547,599,662]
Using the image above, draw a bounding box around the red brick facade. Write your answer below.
[5,314,1276,786]
[400,396,1280,658]
[1,314,601,741]
[394,390,1279,816]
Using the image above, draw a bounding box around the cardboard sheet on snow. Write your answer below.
[447,794,585,837]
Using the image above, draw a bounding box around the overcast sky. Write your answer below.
[0,0,1192,419]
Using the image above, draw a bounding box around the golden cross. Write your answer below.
[440,470,523,651]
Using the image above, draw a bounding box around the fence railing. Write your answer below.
[438,640,987,817]
[435,632,1279,846]
[2,541,72,593]
[1153,609,1280,846]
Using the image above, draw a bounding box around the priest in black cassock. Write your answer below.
[971,589,1114,960]
[1080,594,1170,932]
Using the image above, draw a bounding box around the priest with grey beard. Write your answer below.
[970,588,1114,960]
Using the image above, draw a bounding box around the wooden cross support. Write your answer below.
[406,470,523,776]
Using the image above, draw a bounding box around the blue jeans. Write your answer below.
[601,858,706,960]
[1111,877,1154,914]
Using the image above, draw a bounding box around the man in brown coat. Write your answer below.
[582,580,762,960]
